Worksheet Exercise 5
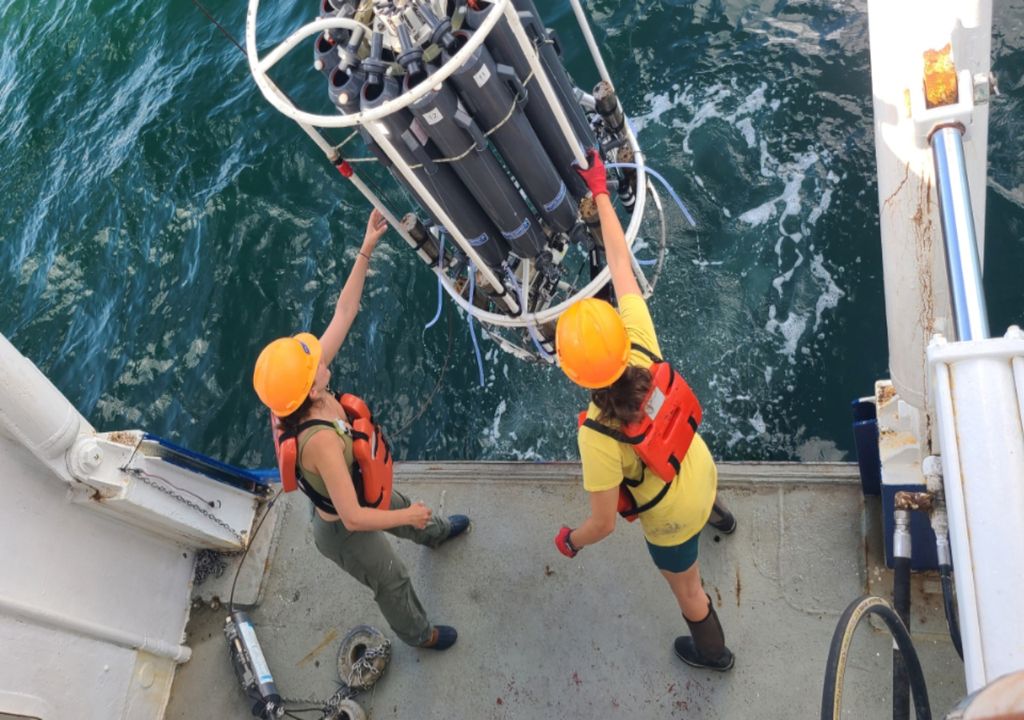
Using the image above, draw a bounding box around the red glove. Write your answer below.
[555,526,580,558]
[574,148,608,198]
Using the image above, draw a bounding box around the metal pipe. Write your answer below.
[0,596,192,663]
[931,126,989,341]
[567,0,613,89]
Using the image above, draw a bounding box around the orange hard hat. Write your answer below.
[252,332,322,417]
[555,298,630,388]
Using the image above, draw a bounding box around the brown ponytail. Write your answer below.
[590,365,652,425]
[278,395,315,435]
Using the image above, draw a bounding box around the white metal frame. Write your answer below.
[244,0,657,334]
[928,327,1024,691]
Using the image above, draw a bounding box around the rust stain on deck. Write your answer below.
[296,627,338,668]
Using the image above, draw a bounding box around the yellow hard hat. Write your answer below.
[555,298,630,389]
[252,332,322,417]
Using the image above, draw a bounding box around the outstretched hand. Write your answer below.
[574,148,608,198]
[361,208,388,256]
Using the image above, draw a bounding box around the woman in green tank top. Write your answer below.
[254,209,469,650]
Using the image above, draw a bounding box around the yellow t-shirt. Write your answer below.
[577,294,717,546]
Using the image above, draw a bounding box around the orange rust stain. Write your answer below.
[878,384,897,405]
[924,44,958,108]
[884,163,911,209]
[296,628,338,668]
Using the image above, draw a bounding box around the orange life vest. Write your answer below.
[272,393,393,515]
[578,344,702,521]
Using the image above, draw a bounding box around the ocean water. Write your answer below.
[2,0,1022,468]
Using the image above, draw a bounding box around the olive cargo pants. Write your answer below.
[311,489,451,646]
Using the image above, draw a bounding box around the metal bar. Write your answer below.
[567,0,613,88]
[931,126,989,341]
[501,1,588,166]
[262,75,338,160]
[344,169,435,267]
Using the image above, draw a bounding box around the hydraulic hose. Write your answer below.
[605,162,697,227]
[939,564,964,660]
[605,161,691,267]
[467,264,486,387]
[821,595,931,720]
[893,510,913,720]
[506,267,553,361]
[929,495,964,661]
[424,233,447,330]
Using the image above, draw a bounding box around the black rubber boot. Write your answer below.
[707,498,736,534]
[674,598,735,671]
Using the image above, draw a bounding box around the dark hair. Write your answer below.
[591,365,652,425]
[278,395,315,436]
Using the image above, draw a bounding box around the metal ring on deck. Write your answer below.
[337,624,391,691]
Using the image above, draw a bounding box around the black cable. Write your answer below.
[939,565,964,660]
[892,556,912,720]
[284,710,322,720]
[190,0,246,55]
[228,488,283,613]
[821,595,931,720]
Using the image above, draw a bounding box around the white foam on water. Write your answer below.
[771,246,804,297]
[738,201,775,227]
[183,338,208,369]
[632,88,678,134]
[810,252,845,330]
[626,75,851,457]
[765,305,808,362]
[794,436,846,462]
[749,411,766,434]
[481,398,507,449]
[735,118,757,148]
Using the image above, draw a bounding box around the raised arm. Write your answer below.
[576,150,642,299]
[319,208,389,365]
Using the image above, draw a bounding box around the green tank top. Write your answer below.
[297,419,356,502]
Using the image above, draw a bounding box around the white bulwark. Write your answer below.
[0,333,258,719]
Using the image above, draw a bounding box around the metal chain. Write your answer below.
[345,638,391,689]
[128,468,244,545]
[280,633,390,714]
[282,685,356,714]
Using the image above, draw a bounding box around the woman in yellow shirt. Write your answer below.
[553,152,735,671]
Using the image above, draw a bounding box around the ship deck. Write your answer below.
[167,462,965,719]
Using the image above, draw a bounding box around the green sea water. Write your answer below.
[2,0,1023,469]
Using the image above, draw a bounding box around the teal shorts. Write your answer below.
[646,532,700,573]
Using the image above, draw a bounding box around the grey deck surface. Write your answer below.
[168,462,965,720]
